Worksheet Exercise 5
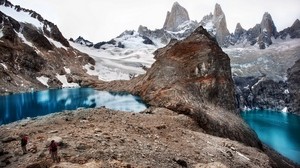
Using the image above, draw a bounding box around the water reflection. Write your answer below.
[0,88,147,125]
[241,110,300,164]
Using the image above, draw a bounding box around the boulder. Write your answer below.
[132,26,262,148]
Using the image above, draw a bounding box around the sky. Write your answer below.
[7,0,300,42]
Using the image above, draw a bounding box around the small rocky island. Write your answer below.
[1,26,298,167]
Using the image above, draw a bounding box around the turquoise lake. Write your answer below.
[0,88,147,125]
[241,110,300,164]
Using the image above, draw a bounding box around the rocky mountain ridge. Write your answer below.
[74,2,300,50]
[0,0,97,94]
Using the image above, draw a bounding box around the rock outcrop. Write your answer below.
[73,36,93,47]
[130,26,261,148]
[163,2,190,32]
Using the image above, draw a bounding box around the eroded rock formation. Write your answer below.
[128,26,261,148]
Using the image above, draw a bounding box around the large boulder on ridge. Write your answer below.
[132,26,261,148]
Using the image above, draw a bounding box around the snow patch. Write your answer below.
[46,36,67,50]
[55,74,79,88]
[64,67,71,74]
[251,78,265,90]
[284,89,289,94]
[16,31,34,47]
[0,63,8,70]
[282,107,288,113]
[0,28,3,38]
[36,76,49,87]
[0,5,42,28]
[83,64,99,77]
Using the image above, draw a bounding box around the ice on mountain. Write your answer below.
[0,5,42,29]
[36,76,50,87]
[16,31,34,47]
[55,74,79,88]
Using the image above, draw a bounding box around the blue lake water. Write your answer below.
[0,88,147,125]
[241,110,300,164]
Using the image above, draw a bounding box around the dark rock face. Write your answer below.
[234,77,290,111]
[229,13,281,49]
[132,26,261,148]
[279,19,300,39]
[287,59,300,115]
[22,23,53,50]
[74,36,93,47]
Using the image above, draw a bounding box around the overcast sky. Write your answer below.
[8,0,300,42]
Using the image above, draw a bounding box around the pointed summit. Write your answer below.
[213,3,224,18]
[260,12,278,37]
[163,2,190,31]
[279,19,300,39]
[213,3,230,46]
[291,19,300,30]
[234,23,246,38]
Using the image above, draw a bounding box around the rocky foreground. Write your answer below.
[0,107,297,168]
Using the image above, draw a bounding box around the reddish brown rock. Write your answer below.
[128,26,261,148]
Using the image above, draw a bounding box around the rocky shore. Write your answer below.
[1,107,297,168]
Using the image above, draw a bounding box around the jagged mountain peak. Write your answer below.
[292,19,300,28]
[260,12,277,36]
[163,1,190,31]
[213,3,225,18]
[234,23,246,38]
[235,23,244,31]
[73,36,93,47]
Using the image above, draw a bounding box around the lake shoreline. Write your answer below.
[1,107,299,167]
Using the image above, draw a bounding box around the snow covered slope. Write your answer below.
[71,31,161,81]
[224,38,300,81]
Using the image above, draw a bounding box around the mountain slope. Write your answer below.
[0,0,96,94]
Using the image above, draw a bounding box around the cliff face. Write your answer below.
[130,26,261,148]
[213,3,230,47]
[288,59,300,115]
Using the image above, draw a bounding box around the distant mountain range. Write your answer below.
[73,2,300,49]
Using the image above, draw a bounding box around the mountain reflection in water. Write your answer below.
[0,88,147,125]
